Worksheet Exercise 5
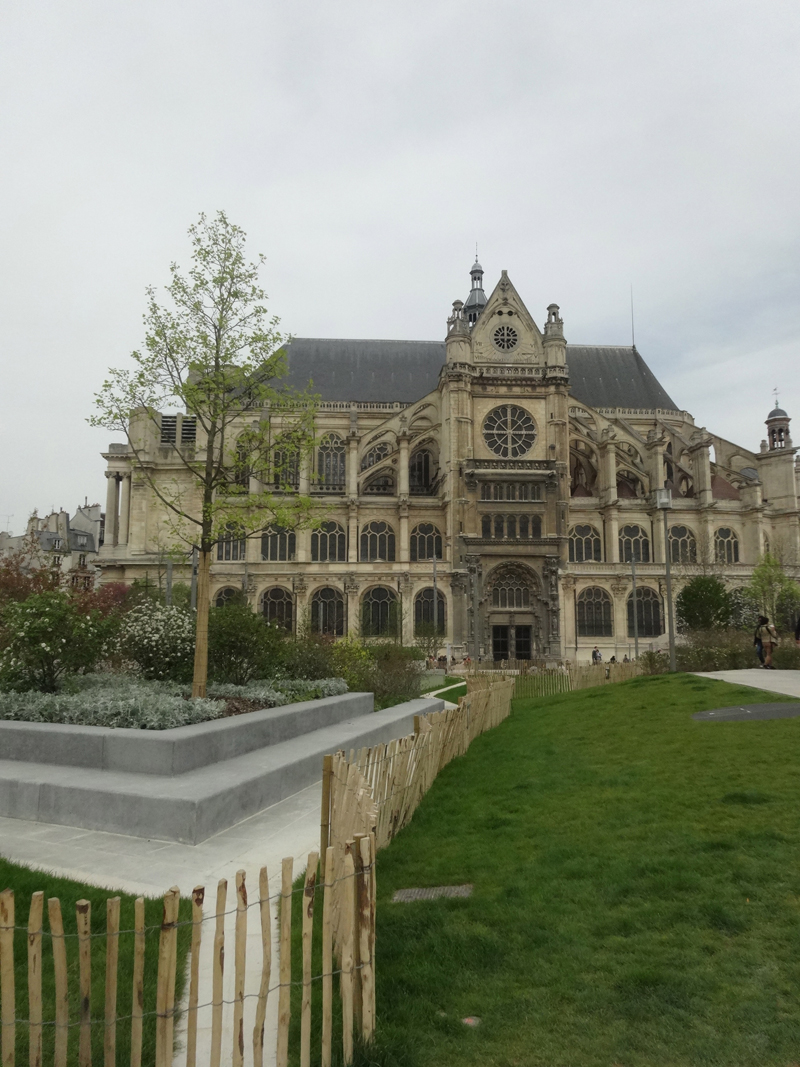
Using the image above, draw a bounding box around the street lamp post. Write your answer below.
[655,488,677,673]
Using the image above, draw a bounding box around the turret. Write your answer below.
[765,405,792,451]
[445,299,472,364]
[543,303,567,372]
[463,258,487,327]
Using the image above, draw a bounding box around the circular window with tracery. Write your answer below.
[493,325,518,351]
[482,405,536,458]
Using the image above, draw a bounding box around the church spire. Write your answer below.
[463,255,487,327]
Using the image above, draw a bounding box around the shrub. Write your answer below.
[208,602,287,685]
[676,575,733,632]
[0,683,222,729]
[115,601,195,681]
[0,591,108,692]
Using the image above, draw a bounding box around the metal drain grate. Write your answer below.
[392,884,473,903]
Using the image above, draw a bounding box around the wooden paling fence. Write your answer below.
[0,842,375,1067]
[0,679,516,1067]
[320,679,515,958]
[511,660,643,699]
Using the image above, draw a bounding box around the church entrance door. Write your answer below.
[492,625,532,661]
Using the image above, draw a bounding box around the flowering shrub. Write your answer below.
[115,602,195,681]
[0,591,108,692]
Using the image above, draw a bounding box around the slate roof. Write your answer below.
[280,338,679,411]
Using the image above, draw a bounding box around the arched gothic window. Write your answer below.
[669,525,697,564]
[360,521,396,562]
[227,442,250,492]
[317,434,346,490]
[627,587,662,638]
[715,527,740,564]
[409,450,434,494]
[414,588,445,634]
[262,587,293,630]
[569,525,602,562]
[311,521,346,562]
[214,587,240,609]
[217,525,246,561]
[361,586,398,637]
[619,525,650,563]
[272,448,300,489]
[491,575,531,610]
[410,523,442,562]
[261,526,296,562]
[310,587,345,636]
[361,442,390,470]
[363,471,395,495]
[576,587,613,637]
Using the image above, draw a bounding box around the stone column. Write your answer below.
[296,527,309,563]
[348,500,359,564]
[690,432,713,507]
[651,506,665,563]
[598,429,618,507]
[604,508,619,564]
[347,433,359,497]
[118,473,131,545]
[399,498,410,563]
[399,574,414,645]
[344,575,360,637]
[104,472,120,547]
[398,426,409,497]
[561,575,577,661]
[299,453,311,496]
[292,575,308,634]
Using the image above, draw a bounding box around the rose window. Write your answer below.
[482,405,536,458]
[493,325,518,351]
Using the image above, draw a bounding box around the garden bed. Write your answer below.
[0,674,348,729]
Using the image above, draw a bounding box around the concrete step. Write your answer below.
[0,697,443,844]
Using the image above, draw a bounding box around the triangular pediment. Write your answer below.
[470,271,543,364]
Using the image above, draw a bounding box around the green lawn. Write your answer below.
[363,674,800,1067]
[0,858,191,1066]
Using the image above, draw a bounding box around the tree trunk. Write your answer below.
[191,548,212,698]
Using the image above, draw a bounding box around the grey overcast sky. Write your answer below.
[1,0,799,532]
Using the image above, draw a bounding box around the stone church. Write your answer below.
[98,262,800,662]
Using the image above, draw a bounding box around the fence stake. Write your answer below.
[0,889,14,1067]
[276,857,293,1067]
[47,898,69,1067]
[27,891,44,1067]
[321,847,334,1067]
[76,899,92,1067]
[104,898,121,1067]
[155,889,174,1067]
[350,837,364,1036]
[130,898,145,1067]
[320,754,333,876]
[164,889,180,1067]
[301,852,319,1067]
[210,879,227,1067]
[185,887,204,1067]
[233,871,247,1067]
[341,847,355,1066]
[357,837,375,1043]
[252,867,271,1067]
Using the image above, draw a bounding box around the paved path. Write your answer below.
[0,781,324,1067]
[694,668,800,700]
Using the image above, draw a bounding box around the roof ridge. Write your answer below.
[289,337,444,345]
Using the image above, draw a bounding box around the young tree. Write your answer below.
[745,552,800,631]
[91,212,318,696]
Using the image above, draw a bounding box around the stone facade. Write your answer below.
[97,267,800,663]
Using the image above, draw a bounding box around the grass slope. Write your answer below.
[0,859,191,1066]
[367,674,800,1067]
